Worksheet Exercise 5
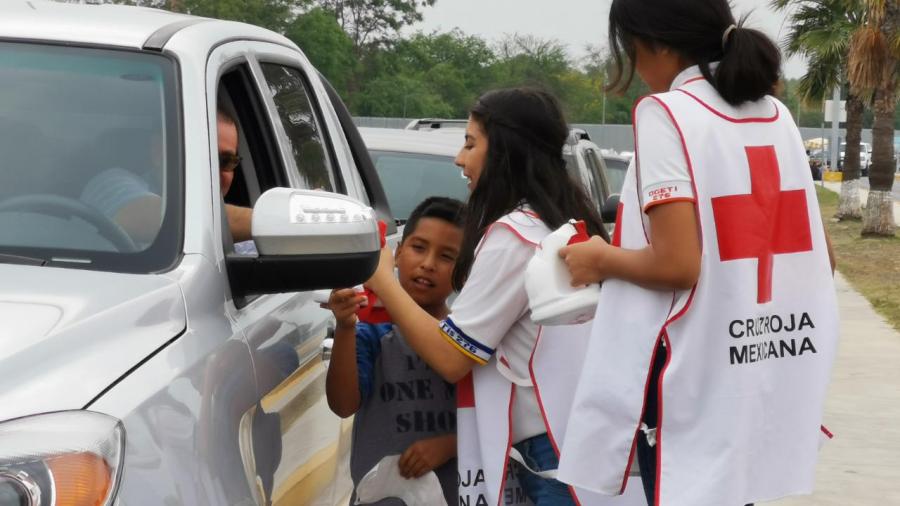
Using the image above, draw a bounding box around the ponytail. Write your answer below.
[607,0,782,106]
[715,20,781,105]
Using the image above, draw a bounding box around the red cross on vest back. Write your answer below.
[711,146,813,304]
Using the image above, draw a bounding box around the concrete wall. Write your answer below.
[354,117,873,154]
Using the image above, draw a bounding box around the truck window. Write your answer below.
[259,64,341,194]
[0,41,181,274]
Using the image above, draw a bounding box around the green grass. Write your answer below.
[816,185,900,331]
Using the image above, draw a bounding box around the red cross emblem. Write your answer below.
[711,146,813,304]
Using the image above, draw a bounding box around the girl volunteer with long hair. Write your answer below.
[361,87,607,506]
[556,0,838,505]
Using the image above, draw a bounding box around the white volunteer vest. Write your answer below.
[457,211,644,506]
[558,81,838,506]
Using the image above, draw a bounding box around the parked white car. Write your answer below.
[360,127,468,223]
[367,125,623,234]
[562,133,625,232]
[0,2,398,505]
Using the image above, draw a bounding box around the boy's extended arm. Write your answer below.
[325,321,362,418]
[398,434,457,479]
[324,288,369,418]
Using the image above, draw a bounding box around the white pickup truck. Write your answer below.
[0,2,399,504]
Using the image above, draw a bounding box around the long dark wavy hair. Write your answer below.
[452,87,608,291]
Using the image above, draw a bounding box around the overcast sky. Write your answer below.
[407,0,805,78]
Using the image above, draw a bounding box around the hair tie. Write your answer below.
[722,24,737,51]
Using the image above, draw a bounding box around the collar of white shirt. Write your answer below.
[669,63,719,91]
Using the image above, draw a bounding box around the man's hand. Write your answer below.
[558,235,609,286]
[323,288,367,329]
[398,434,457,479]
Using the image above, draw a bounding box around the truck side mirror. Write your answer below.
[226,188,381,297]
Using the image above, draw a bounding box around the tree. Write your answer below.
[774,0,867,220]
[849,0,898,236]
[285,8,357,95]
[490,34,571,97]
[352,74,453,117]
[313,0,437,52]
[393,30,496,117]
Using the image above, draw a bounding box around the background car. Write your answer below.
[360,127,468,224]
[599,151,630,197]
[404,118,468,131]
[839,142,871,175]
[378,122,624,233]
[562,132,625,234]
[0,2,396,505]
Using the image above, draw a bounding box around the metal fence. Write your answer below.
[353,117,873,155]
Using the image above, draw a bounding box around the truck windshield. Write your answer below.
[0,42,181,273]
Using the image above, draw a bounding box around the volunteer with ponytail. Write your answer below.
[556,1,838,505]
[364,88,630,506]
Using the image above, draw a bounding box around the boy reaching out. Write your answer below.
[325,197,465,505]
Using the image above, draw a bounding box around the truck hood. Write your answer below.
[0,264,185,422]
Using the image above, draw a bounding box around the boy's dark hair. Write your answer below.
[401,196,466,243]
[607,0,781,106]
[452,87,607,291]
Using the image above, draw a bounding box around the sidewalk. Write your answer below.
[767,272,900,505]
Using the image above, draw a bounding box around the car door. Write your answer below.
[203,40,346,506]
[220,41,396,506]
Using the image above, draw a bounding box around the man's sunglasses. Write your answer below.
[219,153,242,171]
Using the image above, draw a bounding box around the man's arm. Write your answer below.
[114,194,162,244]
[226,204,252,242]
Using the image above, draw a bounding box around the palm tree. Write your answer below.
[849,0,898,236]
[773,0,866,220]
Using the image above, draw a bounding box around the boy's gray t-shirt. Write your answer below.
[350,322,457,505]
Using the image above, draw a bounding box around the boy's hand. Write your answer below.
[398,434,456,479]
[322,288,367,329]
[559,236,610,286]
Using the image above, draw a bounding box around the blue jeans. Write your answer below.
[512,433,577,506]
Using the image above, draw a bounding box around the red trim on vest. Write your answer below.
[478,221,539,255]
[675,88,780,123]
[682,76,706,85]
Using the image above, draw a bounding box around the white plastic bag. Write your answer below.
[354,455,448,506]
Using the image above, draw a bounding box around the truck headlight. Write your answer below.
[0,411,125,506]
